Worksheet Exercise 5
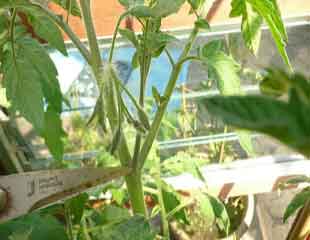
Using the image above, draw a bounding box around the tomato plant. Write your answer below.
[0,0,292,239]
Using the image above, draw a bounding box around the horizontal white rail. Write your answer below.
[164,155,310,198]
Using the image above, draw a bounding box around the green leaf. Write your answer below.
[119,0,144,9]
[187,0,204,11]
[285,176,310,184]
[230,0,263,54]
[197,193,215,223]
[0,88,10,108]
[100,205,131,224]
[230,0,245,17]
[197,193,230,235]
[150,205,161,218]
[237,130,256,157]
[160,181,189,224]
[203,51,241,95]
[150,0,185,18]
[3,40,45,132]
[201,40,223,59]
[202,43,255,156]
[129,5,153,18]
[187,0,210,17]
[27,9,68,55]
[119,0,130,8]
[110,66,150,131]
[202,42,241,95]
[131,50,140,69]
[16,37,63,112]
[119,28,139,47]
[110,188,128,205]
[248,0,291,68]
[230,0,290,67]
[195,18,210,30]
[263,17,290,69]
[285,176,310,185]
[203,91,310,157]
[260,68,291,97]
[0,0,29,8]
[145,32,178,56]
[50,0,81,17]
[260,69,310,104]
[87,96,107,132]
[100,216,155,240]
[67,193,89,224]
[8,229,32,240]
[110,127,122,154]
[283,187,310,223]
[208,194,230,235]
[0,12,9,48]
[269,0,288,42]
[0,213,68,240]
[152,86,161,106]
[102,63,121,124]
[2,37,64,160]
[241,2,263,55]
[192,162,207,183]
[43,106,65,161]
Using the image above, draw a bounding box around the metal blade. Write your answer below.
[0,166,130,223]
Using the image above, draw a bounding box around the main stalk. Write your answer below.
[79,0,147,216]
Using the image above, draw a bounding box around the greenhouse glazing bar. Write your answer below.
[164,154,310,197]
[62,14,310,51]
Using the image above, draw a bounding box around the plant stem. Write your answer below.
[105,68,147,215]
[78,0,147,216]
[165,49,175,67]
[154,158,170,239]
[85,220,123,233]
[132,20,152,169]
[64,202,74,240]
[0,125,23,173]
[137,27,199,169]
[108,12,128,63]
[219,126,228,163]
[156,182,170,239]
[26,2,91,64]
[166,200,193,220]
[125,170,147,216]
[144,186,159,195]
[139,20,151,107]
[81,218,92,240]
[9,9,17,65]
[181,84,187,138]
[79,0,101,71]
[66,0,72,23]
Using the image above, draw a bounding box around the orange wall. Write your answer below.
[49,0,310,40]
